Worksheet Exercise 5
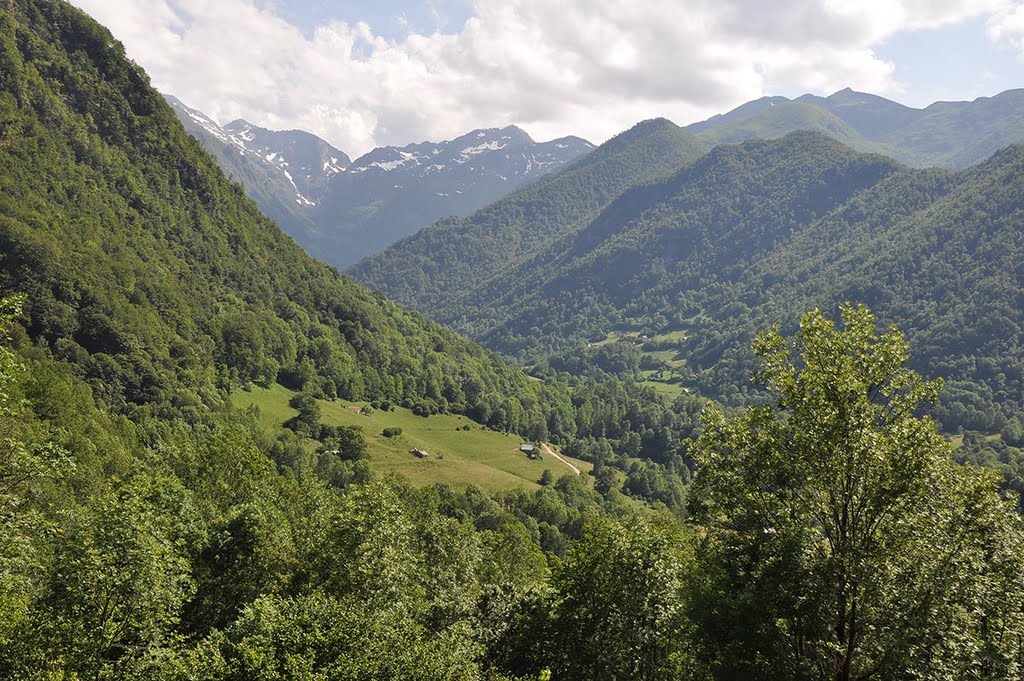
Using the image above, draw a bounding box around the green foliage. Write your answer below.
[30,476,200,677]
[687,87,1024,169]
[146,592,482,681]
[546,515,692,680]
[954,431,1024,511]
[285,391,321,435]
[352,118,707,314]
[1004,417,1024,448]
[688,305,1024,680]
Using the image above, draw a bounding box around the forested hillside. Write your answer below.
[687,87,1024,169]
[350,118,708,311]
[684,142,1024,430]
[355,128,1024,439]
[440,132,902,347]
[0,0,561,430]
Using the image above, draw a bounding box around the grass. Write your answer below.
[651,329,689,344]
[640,380,687,400]
[948,432,1002,449]
[591,327,696,402]
[232,384,592,492]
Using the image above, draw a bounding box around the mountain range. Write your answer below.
[685,86,1024,169]
[5,2,1024,677]
[353,122,1024,437]
[173,86,1024,276]
[168,96,593,267]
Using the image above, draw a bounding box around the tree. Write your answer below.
[547,515,690,681]
[0,295,73,660]
[175,592,481,681]
[1002,416,1024,448]
[539,469,553,486]
[688,304,1024,681]
[285,392,320,435]
[40,475,200,678]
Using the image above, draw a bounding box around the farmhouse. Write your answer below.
[520,443,538,459]
[410,448,429,459]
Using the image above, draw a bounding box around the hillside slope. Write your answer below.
[170,97,594,267]
[350,118,708,313]
[462,132,905,353]
[0,0,567,432]
[685,143,1024,430]
[687,87,1024,169]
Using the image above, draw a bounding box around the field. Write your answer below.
[592,328,693,401]
[232,384,592,491]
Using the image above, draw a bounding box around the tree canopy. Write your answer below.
[688,305,1024,680]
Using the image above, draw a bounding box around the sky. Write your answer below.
[70,0,1024,156]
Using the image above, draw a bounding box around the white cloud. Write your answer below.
[988,2,1024,55]
[70,0,1014,155]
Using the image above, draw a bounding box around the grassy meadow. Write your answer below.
[232,384,592,491]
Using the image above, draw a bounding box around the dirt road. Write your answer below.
[542,443,581,476]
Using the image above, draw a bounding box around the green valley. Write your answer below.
[357,130,1024,440]
[4,1,1024,679]
[232,383,591,490]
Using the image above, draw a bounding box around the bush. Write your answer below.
[285,392,321,434]
[1002,417,1024,448]
[382,427,403,438]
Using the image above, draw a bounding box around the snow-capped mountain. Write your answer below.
[221,120,350,206]
[166,95,594,267]
[312,126,594,265]
[344,125,588,182]
[167,95,349,207]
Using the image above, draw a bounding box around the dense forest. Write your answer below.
[0,0,706,507]
[3,1,1024,678]
[356,129,1024,442]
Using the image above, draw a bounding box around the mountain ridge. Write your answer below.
[686,87,1024,169]
[168,96,594,266]
[350,118,709,314]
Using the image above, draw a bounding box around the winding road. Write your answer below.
[542,443,581,476]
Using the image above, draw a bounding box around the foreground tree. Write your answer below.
[688,304,1024,681]
[547,515,691,680]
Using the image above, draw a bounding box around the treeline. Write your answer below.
[7,300,1024,680]
[360,126,1024,449]
[0,0,700,508]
